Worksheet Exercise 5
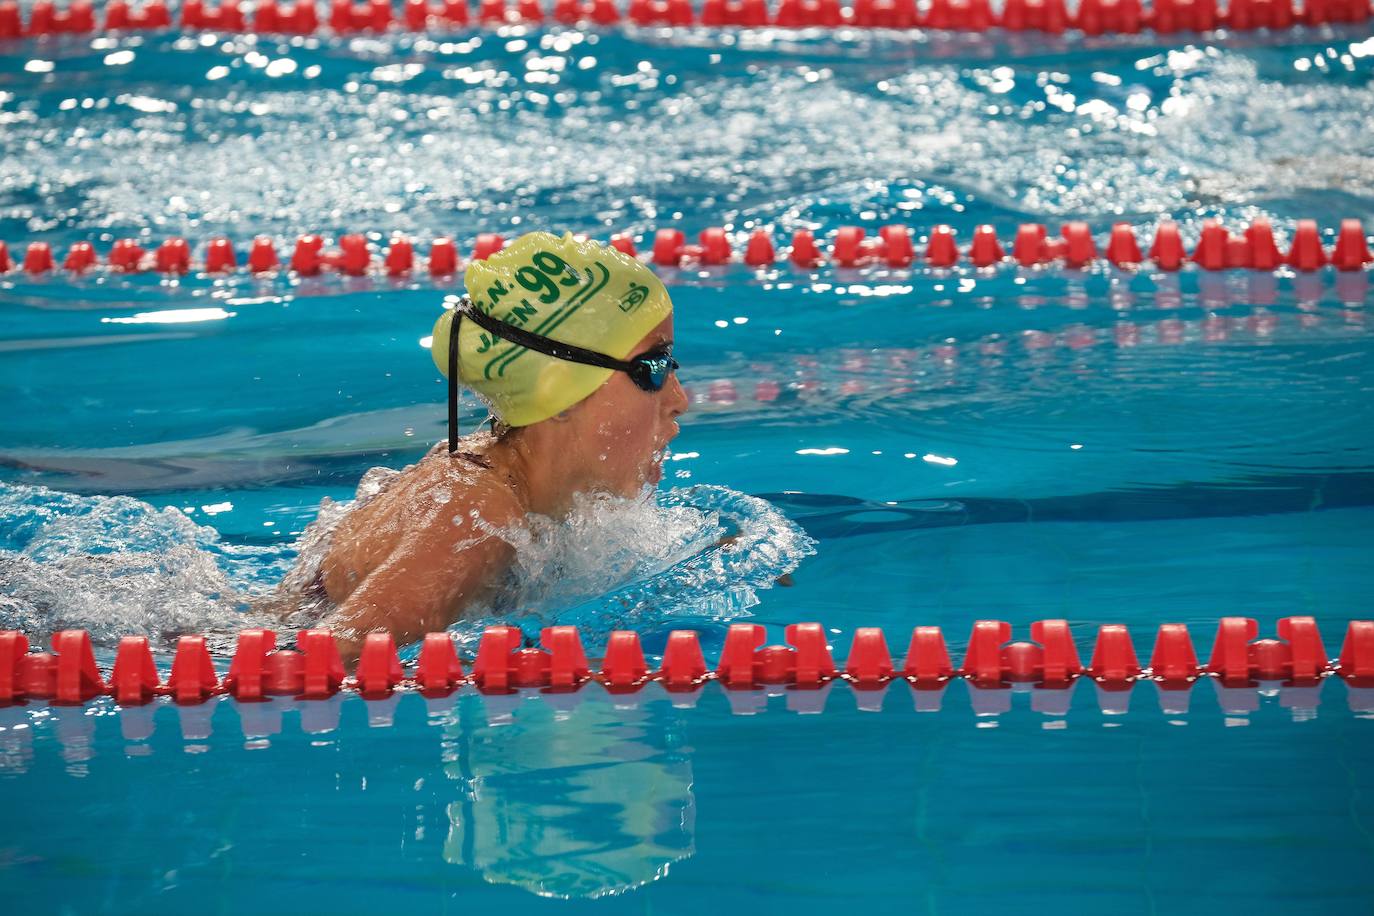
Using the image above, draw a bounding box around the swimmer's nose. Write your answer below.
[666,373,689,417]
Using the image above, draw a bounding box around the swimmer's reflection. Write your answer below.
[440,694,695,899]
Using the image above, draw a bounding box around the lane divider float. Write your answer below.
[0,0,1367,38]
[1,217,1371,283]
[1,617,1371,709]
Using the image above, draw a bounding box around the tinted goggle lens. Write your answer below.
[632,349,678,392]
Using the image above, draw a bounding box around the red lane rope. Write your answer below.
[0,0,1365,38]
[1,218,1371,281]
[1,617,1371,707]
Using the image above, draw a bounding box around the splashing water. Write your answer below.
[0,482,288,648]
[0,478,815,654]
[458,484,817,651]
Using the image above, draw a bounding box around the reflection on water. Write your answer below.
[441,696,695,899]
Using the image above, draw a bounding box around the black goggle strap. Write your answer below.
[457,296,650,378]
[447,308,462,455]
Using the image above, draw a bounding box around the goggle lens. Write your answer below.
[632,349,678,392]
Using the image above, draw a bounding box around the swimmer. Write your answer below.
[269,232,687,658]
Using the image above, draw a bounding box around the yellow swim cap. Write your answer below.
[430,231,673,428]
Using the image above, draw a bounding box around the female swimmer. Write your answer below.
[269,232,688,657]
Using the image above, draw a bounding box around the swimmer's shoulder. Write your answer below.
[409,448,525,543]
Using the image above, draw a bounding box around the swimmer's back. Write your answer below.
[318,441,524,652]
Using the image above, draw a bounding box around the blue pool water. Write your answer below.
[3,17,1374,913]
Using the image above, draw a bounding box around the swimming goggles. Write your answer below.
[446,295,679,453]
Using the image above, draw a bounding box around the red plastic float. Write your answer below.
[1075,0,1143,33]
[252,0,320,32]
[51,630,106,704]
[1245,218,1283,270]
[204,236,237,272]
[845,628,895,686]
[412,632,465,692]
[0,2,22,36]
[290,234,326,275]
[1002,0,1070,32]
[1287,219,1327,271]
[697,227,732,265]
[627,0,692,24]
[1106,222,1142,267]
[182,0,247,30]
[384,236,414,276]
[600,630,650,688]
[902,626,955,684]
[1332,219,1374,270]
[850,0,918,28]
[334,233,372,275]
[789,229,822,267]
[773,0,842,25]
[168,635,220,703]
[1149,0,1218,31]
[1227,0,1293,27]
[743,229,775,266]
[1337,621,1374,684]
[104,0,171,28]
[111,636,160,704]
[354,633,404,696]
[652,228,685,266]
[470,233,504,261]
[428,237,458,276]
[659,630,709,689]
[923,0,995,29]
[925,225,959,267]
[1013,223,1048,267]
[880,224,914,267]
[700,0,767,25]
[1087,624,1140,684]
[109,238,145,272]
[155,237,190,273]
[249,236,280,273]
[1061,221,1096,268]
[222,628,275,700]
[1149,221,1186,271]
[968,224,1005,267]
[63,241,97,273]
[831,226,867,268]
[1191,219,1230,271]
[551,0,603,24]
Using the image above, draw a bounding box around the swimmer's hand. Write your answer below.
[713,533,795,587]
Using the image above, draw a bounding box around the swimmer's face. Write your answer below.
[563,314,688,498]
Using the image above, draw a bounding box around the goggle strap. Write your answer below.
[447,309,462,455]
[457,296,641,376]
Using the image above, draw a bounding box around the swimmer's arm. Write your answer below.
[323,499,519,659]
[713,532,795,587]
